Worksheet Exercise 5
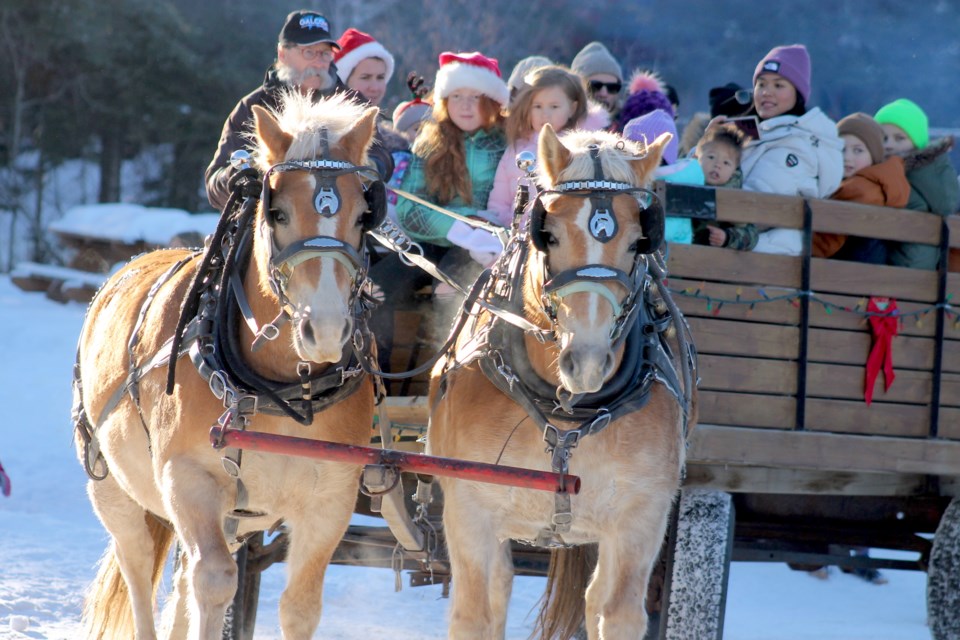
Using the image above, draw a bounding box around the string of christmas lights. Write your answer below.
[666,282,958,329]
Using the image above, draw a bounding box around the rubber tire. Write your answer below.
[928,498,960,640]
[664,490,734,640]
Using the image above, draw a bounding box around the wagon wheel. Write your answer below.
[928,497,960,640]
[661,490,734,640]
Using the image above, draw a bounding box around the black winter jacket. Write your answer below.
[204,65,394,211]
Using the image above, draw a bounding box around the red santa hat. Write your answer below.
[333,28,395,84]
[434,51,509,106]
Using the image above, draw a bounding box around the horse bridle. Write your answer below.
[528,145,666,346]
[258,153,384,328]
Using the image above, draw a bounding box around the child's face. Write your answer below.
[841,134,874,179]
[753,72,797,120]
[880,123,916,157]
[530,85,578,135]
[446,89,484,133]
[698,141,739,186]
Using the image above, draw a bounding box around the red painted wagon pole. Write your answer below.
[210,427,580,494]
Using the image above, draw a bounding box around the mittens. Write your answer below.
[445,221,504,254]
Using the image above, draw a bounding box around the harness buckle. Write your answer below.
[493,352,519,391]
[257,323,280,342]
[340,365,363,385]
[209,370,227,400]
[588,410,612,435]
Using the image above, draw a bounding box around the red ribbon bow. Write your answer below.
[864,297,898,405]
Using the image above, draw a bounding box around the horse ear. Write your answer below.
[252,105,293,165]
[338,106,379,166]
[537,124,572,185]
[631,132,672,183]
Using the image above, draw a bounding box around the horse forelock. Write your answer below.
[547,129,648,189]
[253,91,370,169]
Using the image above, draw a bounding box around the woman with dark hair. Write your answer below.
[711,44,843,255]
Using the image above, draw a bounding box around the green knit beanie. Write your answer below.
[874,98,929,149]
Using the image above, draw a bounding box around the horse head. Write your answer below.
[530,124,671,394]
[251,92,381,365]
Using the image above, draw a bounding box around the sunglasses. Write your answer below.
[589,80,623,94]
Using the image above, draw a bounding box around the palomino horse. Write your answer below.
[73,92,385,639]
[428,124,696,639]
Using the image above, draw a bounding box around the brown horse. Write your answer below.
[73,92,383,639]
[427,125,696,639]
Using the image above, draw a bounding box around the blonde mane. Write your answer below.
[545,129,650,189]
[252,91,371,169]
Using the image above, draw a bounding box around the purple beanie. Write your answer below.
[623,109,678,165]
[753,44,811,103]
[617,89,674,132]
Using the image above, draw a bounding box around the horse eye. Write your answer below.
[268,208,289,225]
[545,232,559,247]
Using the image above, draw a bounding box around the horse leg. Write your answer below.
[161,462,237,639]
[86,475,167,640]
[278,477,359,639]
[590,501,673,640]
[159,545,190,640]
[443,484,511,640]
[487,539,514,639]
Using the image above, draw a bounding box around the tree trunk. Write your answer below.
[98,127,123,203]
[169,140,205,212]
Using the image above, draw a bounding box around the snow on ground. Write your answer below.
[0,277,933,639]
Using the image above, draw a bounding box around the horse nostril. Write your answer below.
[300,318,316,345]
[340,318,354,345]
[559,351,576,378]
[603,353,615,377]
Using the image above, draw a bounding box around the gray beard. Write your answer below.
[276,62,335,91]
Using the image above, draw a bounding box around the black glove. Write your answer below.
[228,167,263,199]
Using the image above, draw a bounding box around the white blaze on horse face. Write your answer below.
[284,177,354,364]
[552,199,619,394]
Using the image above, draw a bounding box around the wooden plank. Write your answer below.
[806,291,941,338]
[691,319,946,372]
[938,407,960,441]
[698,355,796,394]
[668,277,958,339]
[808,198,941,245]
[698,391,795,429]
[810,258,937,302]
[667,244,800,288]
[808,329,935,371]
[687,424,960,475]
[684,464,930,496]
[714,188,804,228]
[687,318,798,359]
[948,216,960,249]
[669,278,800,326]
[807,362,928,404]
[805,398,930,438]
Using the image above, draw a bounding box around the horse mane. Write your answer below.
[251,90,371,169]
[542,129,649,190]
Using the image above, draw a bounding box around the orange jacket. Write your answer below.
[813,156,910,258]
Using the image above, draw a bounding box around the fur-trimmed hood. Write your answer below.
[901,136,955,173]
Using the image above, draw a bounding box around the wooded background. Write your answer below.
[1,0,958,265]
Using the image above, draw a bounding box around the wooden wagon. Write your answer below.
[223,182,960,639]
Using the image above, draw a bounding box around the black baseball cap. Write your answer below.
[279,11,339,48]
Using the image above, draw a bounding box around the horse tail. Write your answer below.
[83,513,175,639]
[533,544,597,640]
